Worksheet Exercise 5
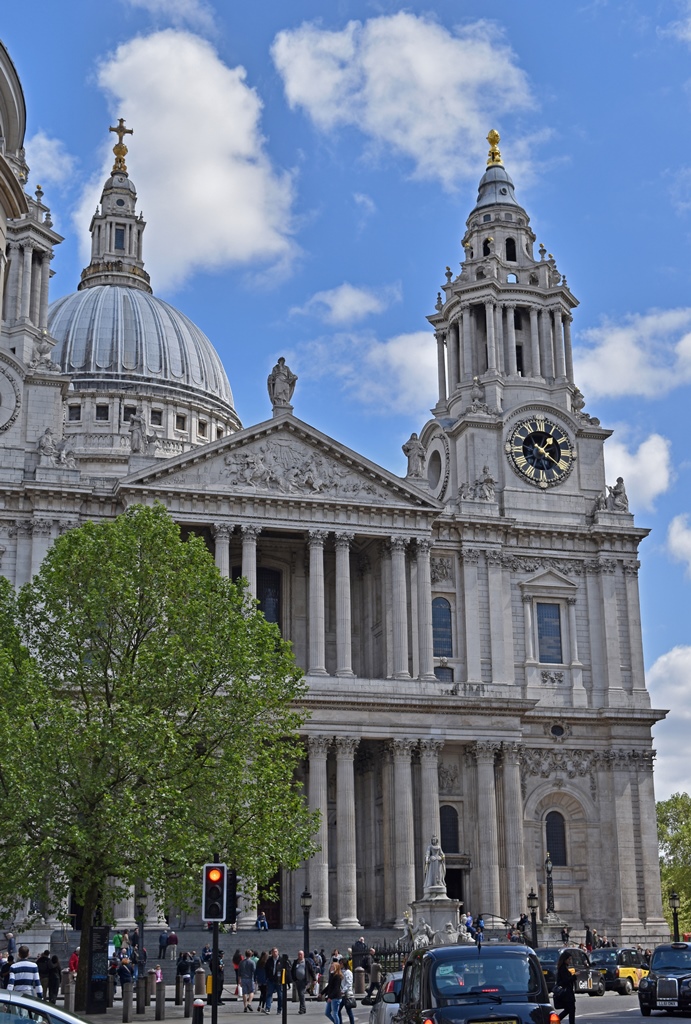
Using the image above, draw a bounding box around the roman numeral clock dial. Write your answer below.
[504,417,576,489]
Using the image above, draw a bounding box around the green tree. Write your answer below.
[658,792,691,937]
[0,504,316,1008]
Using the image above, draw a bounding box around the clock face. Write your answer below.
[505,417,575,488]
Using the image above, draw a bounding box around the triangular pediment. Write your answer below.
[519,568,577,591]
[118,414,442,510]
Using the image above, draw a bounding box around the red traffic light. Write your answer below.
[202,862,227,922]
[208,868,222,883]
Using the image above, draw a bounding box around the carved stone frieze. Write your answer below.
[431,556,453,584]
[475,741,500,761]
[541,670,565,684]
[334,736,359,758]
[438,760,459,792]
[307,735,332,758]
[391,737,416,758]
[420,738,444,762]
[623,560,641,577]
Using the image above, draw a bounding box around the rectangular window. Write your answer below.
[175,414,187,431]
[123,405,137,422]
[434,666,453,682]
[198,420,207,437]
[150,410,163,426]
[114,226,125,250]
[95,404,109,421]
[68,405,81,422]
[537,602,563,664]
[216,427,224,439]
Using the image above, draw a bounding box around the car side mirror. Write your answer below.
[382,992,399,1004]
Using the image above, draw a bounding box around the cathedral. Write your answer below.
[0,42,669,943]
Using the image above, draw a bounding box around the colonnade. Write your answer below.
[436,301,574,403]
[305,735,527,928]
[4,240,52,328]
[211,524,436,681]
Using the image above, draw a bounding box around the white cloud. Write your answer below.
[575,307,691,398]
[660,1,691,45]
[668,514,691,577]
[604,432,673,511]
[122,0,215,32]
[647,646,691,800]
[297,329,436,417]
[292,282,401,325]
[24,130,76,189]
[353,193,375,217]
[271,14,534,190]
[76,30,295,290]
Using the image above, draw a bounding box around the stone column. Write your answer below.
[390,537,410,679]
[30,251,42,326]
[39,251,53,329]
[308,530,329,676]
[485,300,496,371]
[419,739,443,854]
[495,304,504,373]
[506,303,518,375]
[539,308,554,378]
[381,744,397,925]
[20,243,33,321]
[461,304,473,380]
[487,550,513,684]
[14,521,33,588]
[113,886,138,930]
[475,742,501,917]
[563,315,574,382]
[240,524,260,598]
[462,549,482,682]
[335,532,355,677]
[416,539,435,680]
[447,322,460,392]
[624,561,645,695]
[612,758,643,932]
[212,523,232,578]
[5,241,20,323]
[567,597,580,664]
[502,743,526,922]
[381,543,394,679]
[435,330,447,404]
[522,595,535,662]
[637,757,669,932]
[552,307,566,378]
[30,519,53,577]
[392,738,416,925]
[600,560,622,692]
[335,737,361,927]
[307,735,333,928]
[529,305,541,377]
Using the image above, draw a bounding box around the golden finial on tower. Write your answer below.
[109,118,133,174]
[486,128,503,167]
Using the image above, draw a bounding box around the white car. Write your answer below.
[0,989,96,1024]
[368,971,403,1024]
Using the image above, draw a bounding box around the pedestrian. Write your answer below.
[36,950,51,994]
[4,934,16,957]
[239,948,257,1012]
[68,947,80,976]
[113,931,123,957]
[155,965,163,984]
[256,951,268,1011]
[292,950,315,1015]
[339,957,355,1024]
[554,951,576,1024]
[158,928,169,959]
[324,959,343,1024]
[48,956,61,1004]
[121,930,131,957]
[264,947,283,1014]
[561,927,570,945]
[256,912,269,931]
[233,948,243,993]
[7,945,43,998]
[584,925,593,952]
[167,929,179,961]
[0,956,13,989]
[117,958,133,991]
[202,945,212,964]
[351,936,367,972]
[362,950,381,1004]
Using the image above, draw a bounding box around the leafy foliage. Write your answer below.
[0,503,315,934]
[658,792,691,936]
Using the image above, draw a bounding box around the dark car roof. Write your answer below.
[536,947,585,956]
[419,944,539,960]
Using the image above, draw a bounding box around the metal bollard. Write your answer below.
[155,980,166,1021]
[194,968,207,996]
[175,974,184,1006]
[354,967,366,995]
[123,982,133,1023]
[147,969,157,1003]
[107,975,115,1007]
[136,975,147,1014]
[184,980,193,1018]
[61,968,70,996]
[192,997,205,1024]
[63,973,75,1013]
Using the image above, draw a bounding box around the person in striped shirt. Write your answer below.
[7,945,43,997]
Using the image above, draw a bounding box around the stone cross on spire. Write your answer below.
[109,118,133,174]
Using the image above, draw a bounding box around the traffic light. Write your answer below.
[202,863,227,922]
[225,869,237,925]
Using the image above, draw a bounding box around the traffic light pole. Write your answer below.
[211,921,219,1024]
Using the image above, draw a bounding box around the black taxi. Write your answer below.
[638,941,691,1015]
[589,946,648,994]
[535,947,605,997]
[387,942,558,1024]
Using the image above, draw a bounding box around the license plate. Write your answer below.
[472,1020,517,1024]
[658,1000,678,1007]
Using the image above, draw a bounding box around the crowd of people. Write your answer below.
[0,943,61,1003]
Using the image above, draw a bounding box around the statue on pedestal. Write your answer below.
[423,835,447,897]
[267,357,297,411]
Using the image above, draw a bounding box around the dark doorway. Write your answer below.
[446,868,464,904]
[257,871,282,929]
[232,567,282,628]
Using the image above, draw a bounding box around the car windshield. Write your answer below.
[590,951,617,965]
[432,955,542,1001]
[535,949,559,965]
[0,994,66,1024]
[651,950,691,972]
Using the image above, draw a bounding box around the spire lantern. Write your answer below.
[109,118,133,175]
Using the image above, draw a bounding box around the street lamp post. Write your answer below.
[527,889,539,949]
[300,888,312,956]
[670,892,681,943]
[545,854,554,914]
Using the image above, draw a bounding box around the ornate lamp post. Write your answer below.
[545,853,554,914]
[527,889,539,949]
[670,891,681,943]
[300,888,312,956]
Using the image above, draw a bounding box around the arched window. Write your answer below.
[482,238,491,257]
[440,805,460,853]
[546,811,567,866]
[505,237,517,261]
[432,597,452,657]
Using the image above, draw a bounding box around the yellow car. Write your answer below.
[589,947,649,994]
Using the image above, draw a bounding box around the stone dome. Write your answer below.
[48,285,238,419]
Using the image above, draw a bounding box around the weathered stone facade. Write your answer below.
[0,44,668,943]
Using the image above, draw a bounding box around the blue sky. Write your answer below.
[5,0,691,796]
